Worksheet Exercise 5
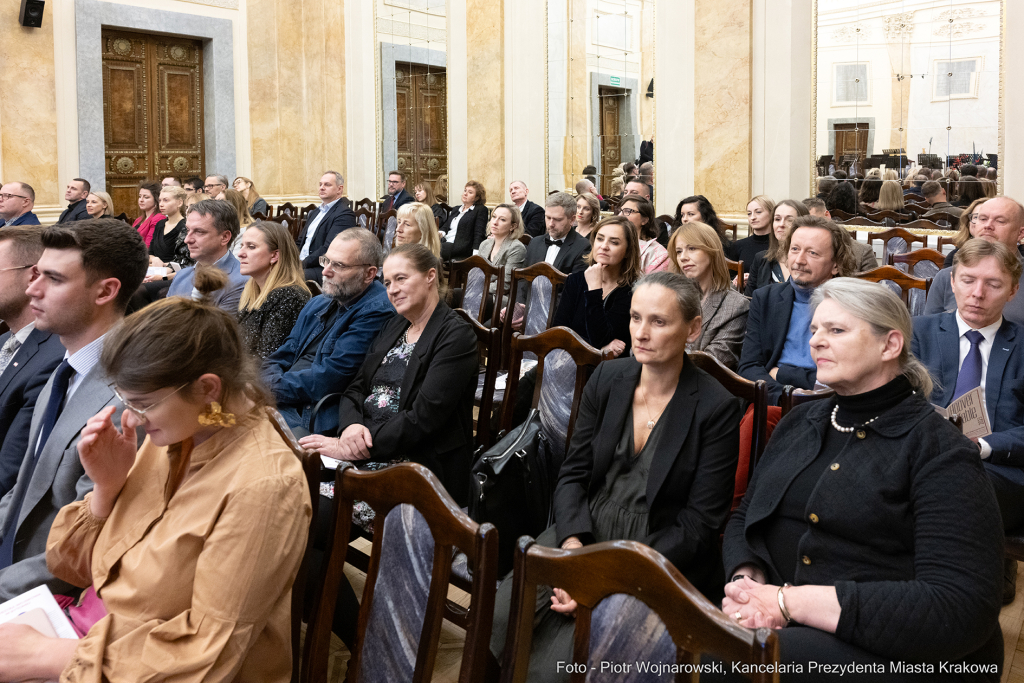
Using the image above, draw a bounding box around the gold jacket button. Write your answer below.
[809,513,819,523]
[856,429,867,439]
[830,463,840,471]
[802,555,812,565]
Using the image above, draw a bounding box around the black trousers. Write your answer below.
[986,467,1024,531]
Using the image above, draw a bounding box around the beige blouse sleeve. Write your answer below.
[60,475,311,683]
[46,493,108,590]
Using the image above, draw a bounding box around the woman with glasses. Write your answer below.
[3,268,312,682]
[745,199,810,296]
[620,196,668,274]
[942,198,990,268]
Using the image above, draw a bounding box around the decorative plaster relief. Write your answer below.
[883,12,915,41]
[831,24,870,44]
[936,8,983,24]
[934,22,984,40]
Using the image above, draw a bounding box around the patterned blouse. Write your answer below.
[363,332,417,426]
[238,285,311,361]
[639,238,669,274]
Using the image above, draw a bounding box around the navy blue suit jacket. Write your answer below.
[57,200,90,224]
[737,281,817,404]
[296,199,357,273]
[0,213,40,227]
[0,328,65,499]
[382,189,414,214]
[912,312,1024,482]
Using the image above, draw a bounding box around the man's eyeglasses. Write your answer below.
[112,383,188,419]
[204,184,225,191]
[319,256,372,271]
[0,265,33,274]
[0,194,29,201]
[970,213,1011,227]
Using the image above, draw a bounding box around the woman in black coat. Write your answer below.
[718,278,1003,682]
[491,272,743,683]
[439,180,489,261]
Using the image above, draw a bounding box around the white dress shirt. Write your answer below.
[34,332,108,454]
[300,198,340,259]
[955,310,1002,457]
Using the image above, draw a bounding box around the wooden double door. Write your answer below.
[599,86,625,197]
[833,123,869,168]
[101,29,205,216]
[394,63,447,190]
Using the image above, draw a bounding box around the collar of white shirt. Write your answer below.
[955,310,1002,347]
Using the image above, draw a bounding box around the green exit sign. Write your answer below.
[610,76,620,86]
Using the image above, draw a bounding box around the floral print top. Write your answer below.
[363,331,417,427]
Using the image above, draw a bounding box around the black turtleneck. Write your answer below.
[729,232,770,267]
[763,374,914,583]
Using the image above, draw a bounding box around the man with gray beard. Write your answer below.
[263,228,395,435]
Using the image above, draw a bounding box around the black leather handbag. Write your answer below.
[469,409,554,575]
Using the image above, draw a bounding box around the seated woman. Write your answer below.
[85,191,114,219]
[858,178,882,211]
[237,221,311,361]
[745,199,809,296]
[668,222,749,369]
[132,181,166,247]
[490,272,744,682]
[232,176,268,216]
[942,197,989,267]
[0,270,312,682]
[957,176,989,207]
[218,189,253,254]
[439,180,489,261]
[875,179,907,214]
[673,194,734,254]
[412,179,446,225]
[732,195,776,270]
[478,203,527,298]
[394,201,442,256]
[620,195,668,274]
[148,185,188,274]
[719,278,1003,681]
[574,192,600,239]
[826,181,859,215]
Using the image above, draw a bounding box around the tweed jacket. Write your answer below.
[687,288,749,370]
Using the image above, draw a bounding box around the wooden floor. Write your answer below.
[320,549,1024,682]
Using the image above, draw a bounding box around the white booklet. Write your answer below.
[934,386,993,440]
[0,584,79,640]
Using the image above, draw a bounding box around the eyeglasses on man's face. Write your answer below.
[319,256,372,271]
[0,194,29,202]
[112,383,188,419]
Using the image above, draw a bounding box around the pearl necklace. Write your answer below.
[829,404,880,433]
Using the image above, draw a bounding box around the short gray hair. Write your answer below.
[545,191,577,219]
[811,278,934,398]
[510,179,528,190]
[633,271,701,323]
[335,227,383,268]
[208,174,229,187]
[323,170,344,186]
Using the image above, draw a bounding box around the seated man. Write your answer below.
[815,176,837,201]
[183,176,203,195]
[0,218,147,600]
[263,228,394,435]
[921,180,964,219]
[168,199,247,312]
[0,228,65,499]
[738,215,855,404]
[925,196,1024,325]
[509,180,546,237]
[57,179,91,224]
[804,197,877,272]
[912,239,1024,602]
[0,182,40,227]
[296,171,357,282]
[203,174,229,197]
[381,170,414,214]
[904,174,928,198]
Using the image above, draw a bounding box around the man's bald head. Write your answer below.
[973,196,1024,251]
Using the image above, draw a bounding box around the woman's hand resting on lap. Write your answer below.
[299,424,373,461]
[550,536,584,616]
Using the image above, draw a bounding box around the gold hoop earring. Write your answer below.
[198,401,236,427]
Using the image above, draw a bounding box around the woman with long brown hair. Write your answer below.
[132,181,165,247]
[232,176,268,216]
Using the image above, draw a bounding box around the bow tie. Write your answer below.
[545,237,564,247]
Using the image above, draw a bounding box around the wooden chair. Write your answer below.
[900,218,945,232]
[854,265,931,312]
[299,203,318,222]
[374,209,397,251]
[251,211,269,222]
[688,351,769,481]
[449,255,505,328]
[779,386,835,418]
[305,279,322,296]
[724,221,739,241]
[936,234,959,253]
[866,227,928,267]
[280,215,302,242]
[864,209,910,226]
[502,263,569,370]
[726,258,744,288]
[922,211,959,228]
[831,208,857,221]
[840,217,887,229]
[353,197,376,214]
[891,248,945,271]
[302,463,499,683]
[275,202,298,219]
[454,309,501,450]
[499,538,780,683]
[518,234,532,247]
[354,207,375,232]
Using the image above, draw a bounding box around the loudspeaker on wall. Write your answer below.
[19,0,45,28]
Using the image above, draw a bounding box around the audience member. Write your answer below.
[478,203,527,298]
[435,174,449,203]
[925,197,1024,325]
[0,182,40,227]
[832,170,847,180]
[381,170,414,214]
[804,198,877,272]
[185,192,211,209]
[413,179,446,225]
[0,218,147,601]
[620,196,668,273]
[720,277,1002,679]
[394,202,442,256]
[608,176,624,200]
[167,199,247,313]
[237,221,311,362]
[858,178,882,211]
[875,180,906,213]
[732,195,776,270]
[904,174,928,199]
[203,174,229,196]
[148,185,188,269]
[183,176,203,194]
[668,222,749,369]
[738,216,855,404]
[637,135,654,166]
[232,176,268,216]
[582,164,598,186]
[131,181,166,247]
[574,192,600,239]
[825,181,858,215]
[439,180,489,261]
[957,176,988,207]
[160,176,181,187]
[883,168,900,181]
[510,180,547,237]
[624,178,652,202]
[57,179,91,224]
[219,188,254,252]
[4,273,312,681]
[913,240,1024,602]
[638,161,654,193]
[296,171,357,282]
[922,180,964,219]
[943,197,990,267]
[84,191,113,219]
[490,272,743,679]
[574,178,597,198]
[673,195,734,254]
[961,163,980,178]
[816,176,837,201]
[0,228,64,499]
[263,228,394,435]
[983,177,999,199]
[745,200,809,297]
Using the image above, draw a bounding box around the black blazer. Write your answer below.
[337,301,478,505]
[524,228,590,276]
[296,198,357,272]
[554,357,742,598]
[743,251,783,297]
[0,328,65,498]
[57,200,90,224]
[738,281,815,404]
[440,204,489,261]
[724,395,1004,667]
[382,189,414,214]
[519,200,546,238]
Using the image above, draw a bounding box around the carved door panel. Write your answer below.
[102,30,204,216]
[833,123,868,168]
[395,63,447,189]
[599,87,622,197]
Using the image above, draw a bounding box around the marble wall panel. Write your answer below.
[562,0,589,190]
[466,0,505,200]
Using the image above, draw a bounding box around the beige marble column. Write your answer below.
[0,21,58,205]
[562,0,588,191]
[466,0,505,200]
[639,0,655,140]
[693,0,752,215]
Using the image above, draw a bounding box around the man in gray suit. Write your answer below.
[0,218,148,600]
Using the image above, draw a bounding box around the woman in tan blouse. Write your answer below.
[0,270,311,682]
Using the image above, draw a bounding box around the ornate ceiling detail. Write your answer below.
[831,24,870,44]
[883,12,915,41]
[936,8,983,24]
[934,22,984,40]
